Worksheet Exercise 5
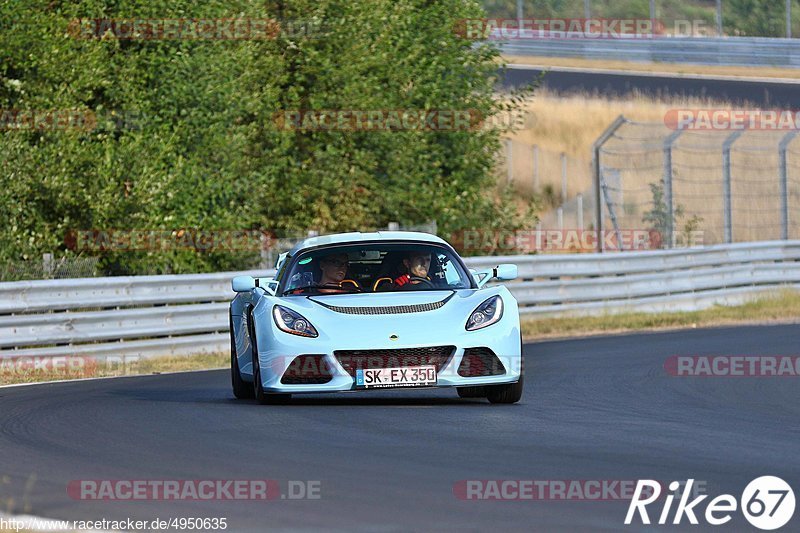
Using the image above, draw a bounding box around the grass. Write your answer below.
[0,352,227,387]
[503,54,800,81]
[505,87,738,193]
[521,289,800,339]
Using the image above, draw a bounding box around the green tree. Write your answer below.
[1,0,535,277]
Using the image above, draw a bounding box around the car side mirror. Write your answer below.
[475,264,518,288]
[494,264,518,281]
[232,275,256,292]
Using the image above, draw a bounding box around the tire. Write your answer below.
[486,356,525,405]
[249,314,292,405]
[231,315,254,400]
[457,386,486,399]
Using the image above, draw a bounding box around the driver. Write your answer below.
[394,251,432,288]
[318,253,360,293]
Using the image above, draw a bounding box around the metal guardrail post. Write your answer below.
[533,145,539,190]
[663,130,684,248]
[561,152,568,203]
[722,130,744,243]
[779,131,799,240]
[716,0,723,36]
[592,115,627,253]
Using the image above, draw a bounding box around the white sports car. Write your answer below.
[229,231,523,404]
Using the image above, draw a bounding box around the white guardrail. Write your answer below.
[1,241,799,358]
[500,35,800,68]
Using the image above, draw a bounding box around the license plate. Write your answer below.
[355,366,437,388]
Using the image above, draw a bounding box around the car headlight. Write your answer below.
[466,296,503,331]
[273,305,319,338]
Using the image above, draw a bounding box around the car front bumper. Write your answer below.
[255,320,522,394]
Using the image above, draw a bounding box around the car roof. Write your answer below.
[288,231,450,255]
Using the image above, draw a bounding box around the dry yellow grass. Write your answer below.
[504,88,732,196]
[502,54,800,81]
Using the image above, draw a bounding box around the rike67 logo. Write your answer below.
[626,477,795,530]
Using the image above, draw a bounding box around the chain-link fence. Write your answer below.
[594,117,800,249]
[504,116,800,251]
[0,255,100,282]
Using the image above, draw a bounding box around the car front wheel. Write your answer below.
[486,357,524,404]
[231,316,254,400]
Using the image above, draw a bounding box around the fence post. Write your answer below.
[517,0,524,25]
[506,139,513,184]
[722,130,744,244]
[779,131,799,240]
[42,253,54,278]
[788,0,793,38]
[599,172,625,251]
[592,115,627,253]
[577,193,584,230]
[561,152,568,203]
[584,0,591,19]
[533,145,539,190]
[716,0,723,36]
[663,130,684,248]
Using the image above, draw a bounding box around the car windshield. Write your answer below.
[280,243,472,295]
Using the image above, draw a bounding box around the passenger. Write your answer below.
[318,253,360,292]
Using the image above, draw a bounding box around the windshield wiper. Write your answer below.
[282,284,361,296]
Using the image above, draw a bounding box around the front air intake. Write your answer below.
[458,347,506,377]
[280,355,334,385]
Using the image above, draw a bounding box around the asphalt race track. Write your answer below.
[501,66,800,109]
[1,324,798,531]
